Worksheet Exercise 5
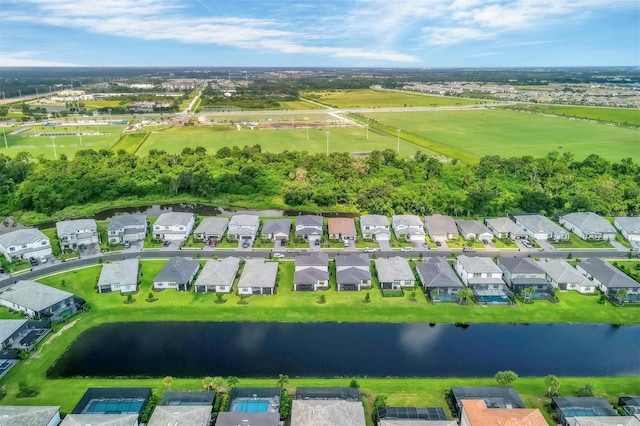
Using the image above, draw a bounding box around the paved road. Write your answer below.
[0,247,632,290]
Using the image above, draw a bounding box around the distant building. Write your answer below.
[0,228,52,262]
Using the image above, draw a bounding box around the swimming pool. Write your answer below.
[230,398,272,413]
[81,397,145,414]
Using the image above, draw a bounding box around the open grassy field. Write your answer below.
[139,125,425,156]
[304,89,486,108]
[109,132,150,154]
[279,100,326,110]
[366,108,639,162]
[504,104,640,126]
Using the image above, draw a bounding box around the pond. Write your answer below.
[47,322,640,378]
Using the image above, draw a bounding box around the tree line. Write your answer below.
[0,146,638,219]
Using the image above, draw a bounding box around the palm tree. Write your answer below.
[616,288,628,305]
[202,376,214,390]
[212,376,225,393]
[544,375,561,397]
[226,376,239,392]
[522,287,535,303]
[163,376,174,390]
[456,287,474,305]
[277,373,289,390]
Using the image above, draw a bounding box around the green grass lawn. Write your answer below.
[304,89,485,108]
[504,104,640,126]
[139,125,417,156]
[366,109,639,162]
[109,132,149,154]
[551,233,613,249]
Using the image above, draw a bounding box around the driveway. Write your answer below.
[536,239,555,251]
[610,240,628,251]
[377,240,391,250]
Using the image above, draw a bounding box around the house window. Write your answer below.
[21,244,27,249]
[178,226,185,231]
[41,241,48,245]
[9,247,15,252]
[473,273,482,277]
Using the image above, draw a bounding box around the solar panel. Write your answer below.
[377,406,448,420]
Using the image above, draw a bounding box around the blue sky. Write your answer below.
[1,0,638,67]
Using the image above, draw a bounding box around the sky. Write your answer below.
[0,0,638,68]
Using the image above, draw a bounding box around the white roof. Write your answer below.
[193,217,229,235]
[615,217,640,235]
[0,228,48,248]
[0,406,60,426]
[375,257,414,282]
[238,259,278,289]
[485,217,526,235]
[153,212,194,227]
[194,257,240,288]
[147,406,211,426]
[360,215,390,227]
[513,214,566,236]
[56,219,97,235]
[534,260,590,287]
[292,399,366,426]
[456,255,502,274]
[61,413,139,426]
[98,258,139,288]
[560,212,616,234]
[0,280,74,312]
[229,214,260,227]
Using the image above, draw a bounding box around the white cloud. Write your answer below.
[0,51,80,67]
[422,27,496,46]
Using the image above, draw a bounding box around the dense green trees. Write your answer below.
[0,145,638,220]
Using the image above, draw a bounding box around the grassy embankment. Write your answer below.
[303,89,484,109]
[0,260,638,421]
[503,104,640,127]
[109,132,150,154]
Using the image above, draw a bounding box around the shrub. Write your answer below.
[16,382,40,398]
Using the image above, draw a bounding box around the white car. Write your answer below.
[401,247,413,252]
[273,253,285,258]
[39,256,48,263]
[522,240,532,248]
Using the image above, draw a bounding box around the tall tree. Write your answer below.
[494,370,518,386]
[544,375,561,397]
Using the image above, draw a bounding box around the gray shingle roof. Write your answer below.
[294,267,329,284]
[215,412,280,426]
[534,260,589,287]
[615,217,640,235]
[153,212,194,227]
[154,257,200,284]
[0,319,27,345]
[513,214,567,236]
[336,253,370,268]
[0,280,74,312]
[295,252,329,267]
[60,413,139,426]
[393,215,424,228]
[238,259,278,289]
[229,214,260,227]
[337,267,372,285]
[485,217,526,236]
[560,212,616,235]
[360,215,390,227]
[147,406,211,426]
[499,257,546,275]
[456,220,492,237]
[0,228,49,248]
[292,399,366,426]
[193,257,240,288]
[193,217,229,236]
[375,257,414,282]
[0,406,60,426]
[416,257,462,288]
[56,219,97,236]
[578,258,640,289]
[98,258,139,289]
[425,214,458,235]
[296,215,323,227]
[107,213,147,232]
[261,218,291,235]
[457,255,502,274]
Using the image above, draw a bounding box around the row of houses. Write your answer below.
[92,252,639,304]
[1,212,638,263]
[4,385,638,426]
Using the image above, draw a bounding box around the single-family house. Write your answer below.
[227,214,260,242]
[559,212,617,241]
[454,256,510,304]
[0,319,50,352]
[294,252,329,291]
[292,400,366,426]
[375,257,415,291]
[193,257,240,293]
[392,215,426,242]
[425,214,458,242]
[193,217,228,243]
[261,218,291,242]
[485,217,528,240]
[460,399,547,426]
[512,214,569,241]
[153,257,200,291]
[328,217,357,241]
[576,257,640,303]
[0,228,52,262]
[71,388,152,417]
[552,397,617,426]
[566,416,640,426]
[534,260,595,293]
[97,258,140,294]
[614,217,640,242]
[295,215,324,243]
[456,220,493,242]
[160,391,215,406]
[360,215,391,241]
[152,212,195,241]
[415,257,463,302]
[215,413,280,426]
[237,259,278,295]
[56,218,100,250]
[0,280,78,321]
[147,406,211,426]
[107,213,147,244]
[449,386,525,418]
[0,406,61,426]
[497,257,553,300]
[336,253,372,291]
[61,413,139,426]
[377,406,455,426]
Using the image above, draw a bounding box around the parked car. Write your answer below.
[163,240,171,247]
[124,241,131,249]
[422,242,428,248]
[401,247,413,252]
[242,239,251,248]
[522,240,532,248]
[482,239,489,245]
[273,253,285,258]
[462,247,475,252]
[344,240,350,247]
[436,241,442,247]
[39,256,47,263]
[0,267,5,274]
[364,247,374,252]
[280,240,286,247]
[29,257,39,266]
[314,239,320,246]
